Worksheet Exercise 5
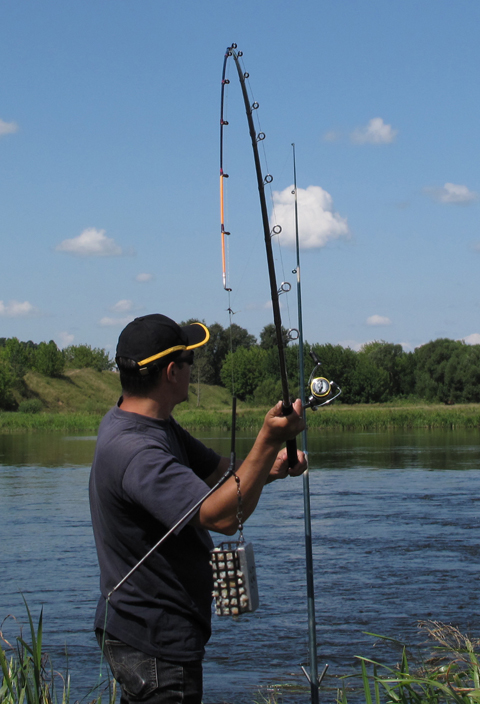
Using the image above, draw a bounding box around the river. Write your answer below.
[1,428,479,703]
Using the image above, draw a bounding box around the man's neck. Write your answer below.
[119,395,174,421]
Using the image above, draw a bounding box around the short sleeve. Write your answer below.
[169,420,221,480]
[122,445,213,532]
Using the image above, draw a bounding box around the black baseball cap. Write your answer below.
[116,314,209,374]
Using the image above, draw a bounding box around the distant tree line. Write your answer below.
[1,328,479,411]
[188,324,480,406]
[0,338,114,410]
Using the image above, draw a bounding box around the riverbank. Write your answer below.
[1,402,480,433]
[2,368,479,431]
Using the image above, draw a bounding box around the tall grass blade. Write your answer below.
[360,660,373,704]
[373,663,380,704]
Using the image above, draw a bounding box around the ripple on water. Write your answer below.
[1,429,480,703]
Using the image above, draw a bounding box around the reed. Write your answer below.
[254,622,480,704]
[1,403,480,434]
[175,403,480,431]
[2,606,479,704]
[0,412,103,433]
[304,404,480,430]
[335,621,480,704]
[0,600,115,704]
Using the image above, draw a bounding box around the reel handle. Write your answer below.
[282,401,299,469]
[286,439,298,469]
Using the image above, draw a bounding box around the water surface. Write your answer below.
[1,429,479,703]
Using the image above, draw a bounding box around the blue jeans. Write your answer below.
[97,631,203,704]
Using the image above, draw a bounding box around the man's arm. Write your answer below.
[190,399,307,535]
[204,447,306,488]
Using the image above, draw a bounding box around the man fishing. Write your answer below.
[89,313,307,704]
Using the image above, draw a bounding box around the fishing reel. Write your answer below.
[304,351,341,411]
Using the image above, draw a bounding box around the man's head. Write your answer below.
[116,314,209,396]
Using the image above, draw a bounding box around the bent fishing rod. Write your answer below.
[220,44,297,468]
[220,48,343,703]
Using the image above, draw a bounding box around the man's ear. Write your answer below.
[165,361,177,383]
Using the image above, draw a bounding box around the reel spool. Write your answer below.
[304,351,342,411]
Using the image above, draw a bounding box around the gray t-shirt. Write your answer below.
[89,403,221,661]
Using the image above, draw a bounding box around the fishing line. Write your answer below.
[220,55,256,332]
[221,43,298,465]
[243,72,294,337]
[226,50,292,326]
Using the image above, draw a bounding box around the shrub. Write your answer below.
[63,344,115,372]
[253,378,284,406]
[34,341,65,377]
[18,399,43,414]
[0,356,18,410]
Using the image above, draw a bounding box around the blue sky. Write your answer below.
[1,0,479,355]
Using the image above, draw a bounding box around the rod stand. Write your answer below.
[300,662,329,688]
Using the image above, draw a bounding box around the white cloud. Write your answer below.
[351,117,398,145]
[0,300,37,317]
[56,227,124,257]
[57,332,75,348]
[323,129,341,142]
[272,185,349,249]
[367,315,392,326]
[111,299,134,313]
[340,337,411,351]
[136,273,154,283]
[463,333,480,345]
[425,182,478,204]
[0,119,19,137]
[99,316,133,327]
[338,339,364,351]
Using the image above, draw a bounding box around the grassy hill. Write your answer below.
[0,369,239,432]
[16,369,235,414]
[20,369,122,414]
[1,369,480,433]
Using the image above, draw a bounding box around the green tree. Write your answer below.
[34,341,65,377]
[3,337,36,377]
[253,377,284,406]
[359,340,407,400]
[220,347,269,400]
[0,353,18,409]
[413,338,464,402]
[349,354,391,403]
[259,323,290,350]
[182,320,256,387]
[444,343,480,402]
[63,344,114,371]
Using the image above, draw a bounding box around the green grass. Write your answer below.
[0,411,104,433]
[4,607,479,704]
[19,369,122,414]
[0,600,116,704]
[334,622,480,704]
[254,622,480,704]
[302,403,480,430]
[2,368,480,432]
[2,402,480,433]
[173,402,480,431]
